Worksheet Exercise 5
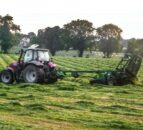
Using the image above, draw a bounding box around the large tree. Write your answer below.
[127,38,143,56]
[28,32,37,45]
[64,19,95,57]
[96,24,122,58]
[37,26,64,56]
[0,14,20,53]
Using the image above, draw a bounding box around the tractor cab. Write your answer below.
[19,48,50,63]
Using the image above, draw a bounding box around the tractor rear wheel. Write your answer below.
[1,70,14,84]
[23,65,44,83]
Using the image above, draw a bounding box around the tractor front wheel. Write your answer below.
[23,65,44,83]
[1,70,14,84]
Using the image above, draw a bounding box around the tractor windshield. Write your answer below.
[38,51,50,61]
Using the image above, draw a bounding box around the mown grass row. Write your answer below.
[0,82,143,130]
[0,54,143,130]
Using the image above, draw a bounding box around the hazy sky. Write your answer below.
[0,0,142,39]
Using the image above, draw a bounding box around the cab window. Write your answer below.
[38,51,50,61]
[33,51,38,60]
[24,50,33,62]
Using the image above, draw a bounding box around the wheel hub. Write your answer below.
[26,70,37,82]
[1,72,11,83]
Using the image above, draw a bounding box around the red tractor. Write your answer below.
[0,46,60,84]
[0,44,142,86]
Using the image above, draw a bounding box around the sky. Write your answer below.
[0,0,142,39]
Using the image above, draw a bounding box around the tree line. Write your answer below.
[0,15,20,53]
[37,20,123,57]
[0,14,142,57]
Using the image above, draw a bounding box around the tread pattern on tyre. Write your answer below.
[0,70,14,84]
[23,65,44,83]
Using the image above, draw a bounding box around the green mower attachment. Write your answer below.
[59,54,142,86]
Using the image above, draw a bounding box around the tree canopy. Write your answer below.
[64,19,95,57]
[127,38,143,56]
[97,24,122,57]
[37,26,65,56]
[0,14,135,58]
[0,14,20,53]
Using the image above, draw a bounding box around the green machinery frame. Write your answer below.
[57,54,142,85]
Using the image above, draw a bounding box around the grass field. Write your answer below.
[0,54,143,130]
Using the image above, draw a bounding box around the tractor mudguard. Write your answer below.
[7,67,15,73]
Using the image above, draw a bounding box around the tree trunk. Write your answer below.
[51,49,56,56]
[107,52,111,58]
[2,46,8,54]
[78,49,84,57]
[103,52,107,58]
[103,51,112,58]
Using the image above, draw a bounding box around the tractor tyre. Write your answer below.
[23,65,44,83]
[1,70,14,84]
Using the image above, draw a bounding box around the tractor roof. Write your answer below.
[22,44,49,52]
[26,48,49,51]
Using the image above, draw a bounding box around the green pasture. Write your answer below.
[0,54,143,130]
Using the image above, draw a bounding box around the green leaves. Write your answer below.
[64,19,95,57]
[0,14,20,53]
[97,24,123,58]
[37,26,65,56]
[127,38,143,56]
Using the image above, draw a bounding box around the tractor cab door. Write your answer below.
[24,50,33,63]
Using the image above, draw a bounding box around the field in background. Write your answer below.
[0,54,143,129]
[54,50,124,58]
